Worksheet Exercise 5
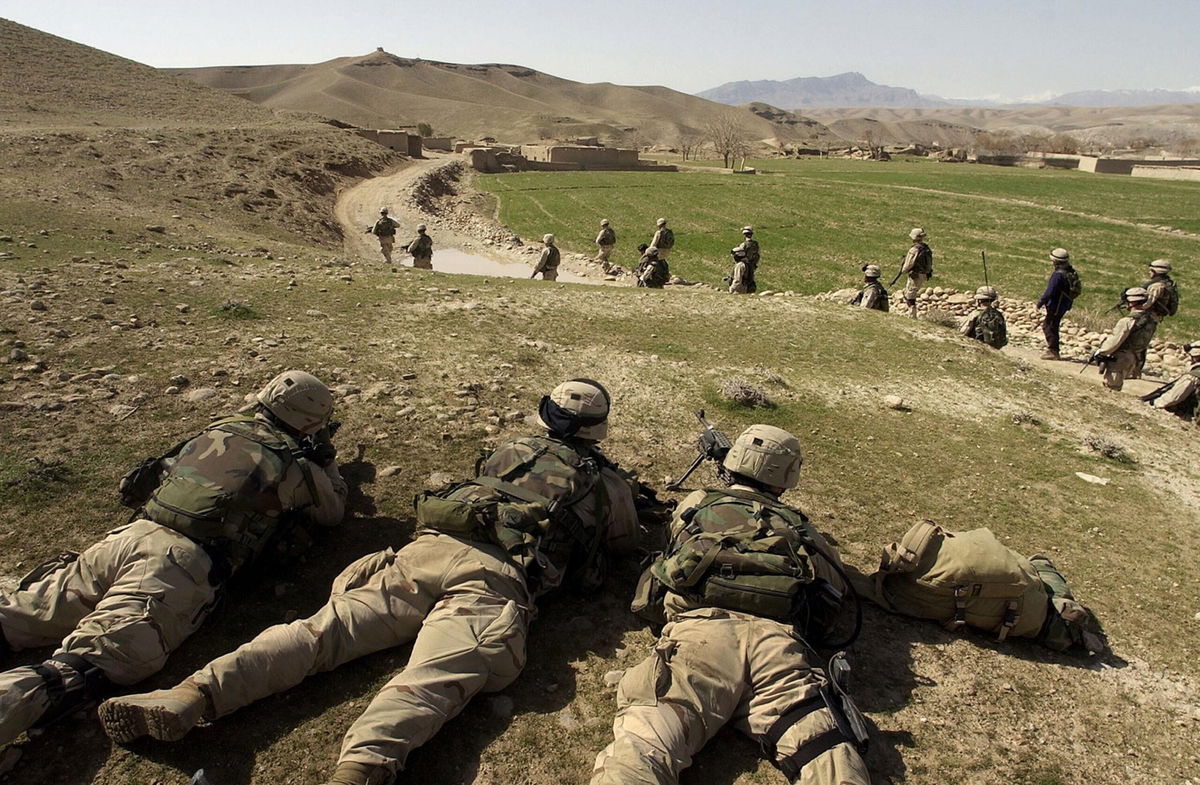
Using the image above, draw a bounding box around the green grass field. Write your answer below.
[479,158,1200,337]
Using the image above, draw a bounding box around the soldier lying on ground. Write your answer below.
[0,371,346,746]
[1142,341,1200,421]
[101,379,669,785]
[592,425,871,785]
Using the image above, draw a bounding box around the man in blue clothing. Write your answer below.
[1036,248,1079,360]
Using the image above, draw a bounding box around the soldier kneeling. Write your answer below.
[591,425,870,785]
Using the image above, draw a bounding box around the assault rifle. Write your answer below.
[1104,290,1131,315]
[665,410,733,490]
[299,419,342,466]
[1080,352,1116,374]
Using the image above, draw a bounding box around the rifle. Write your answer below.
[1080,352,1115,374]
[981,250,990,287]
[665,410,733,490]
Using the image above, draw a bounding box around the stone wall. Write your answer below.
[1131,165,1200,182]
[356,129,422,157]
[423,136,454,152]
[520,145,640,167]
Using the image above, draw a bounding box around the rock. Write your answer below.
[185,387,219,403]
[489,695,514,719]
[304,309,329,319]
[175,303,191,313]
[427,471,456,487]
[884,395,910,411]
[170,374,190,386]
[100,296,116,305]
[1075,472,1110,486]
[379,465,403,478]
[145,225,166,233]
[400,372,417,381]
[164,385,181,395]
[30,300,46,311]
[603,669,626,687]
[8,348,28,362]
[108,404,137,418]
[333,384,361,397]
[557,709,580,731]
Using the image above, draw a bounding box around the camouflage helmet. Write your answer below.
[862,264,882,278]
[723,425,803,489]
[645,245,660,256]
[535,378,610,441]
[656,218,668,226]
[974,285,999,301]
[1124,286,1149,304]
[742,226,754,235]
[255,370,333,435]
[543,233,555,244]
[1149,258,1172,272]
[1050,248,1070,263]
[909,227,926,240]
[380,207,388,215]
[416,224,426,232]
[600,218,610,226]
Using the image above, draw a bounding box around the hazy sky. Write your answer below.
[3,0,1197,100]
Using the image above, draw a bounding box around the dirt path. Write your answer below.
[1002,343,1163,398]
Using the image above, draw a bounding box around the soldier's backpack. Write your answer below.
[656,227,674,249]
[646,489,858,645]
[643,259,670,288]
[372,218,396,237]
[869,521,1106,653]
[414,435,607,593]
[974,308,1008,349]
[913,244,933,276]
[1154,278,1180,316]
[408,234,433,256]
[142,415,317,571]
[1063,267,1083,300]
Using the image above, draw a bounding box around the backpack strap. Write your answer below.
[874,521,942,608]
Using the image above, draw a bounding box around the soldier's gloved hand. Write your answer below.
[307,439,337,467]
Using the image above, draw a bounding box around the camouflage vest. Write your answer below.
[542,246,561,269]
[650,489,848,639]
[143,415,314,573]
[414,435,609,593]
[1141,276,1178,317]
[862,281,889,311]
[643,259,670,288]
[1123,311,1159,353]
[372,217,396,237]
[974,308,1008,349]
[408,234,433,257]
[597,227,616,245]
[655,227,674,249]
[741,239,760,265]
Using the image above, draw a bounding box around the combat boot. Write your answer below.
[323,761,392,785]
[98,678,208,744]
[1040,349,1061,360]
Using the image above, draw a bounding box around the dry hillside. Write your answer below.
[168,49,843,148]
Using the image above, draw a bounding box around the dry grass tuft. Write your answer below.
[1083,434,1135,463]
[718,377,774,408]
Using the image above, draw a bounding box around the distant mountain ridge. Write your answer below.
[698,72,1200,109]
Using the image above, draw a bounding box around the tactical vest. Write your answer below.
[1123,311,1158,353]
[974,308,1008,349]
[642,259,670,288]
[542,246,561,269]
[597,227,616,245]
[655,227,674,249]
[650,489,848,640]
[741,239,760,265]
[1141,276,1178,317]
[414,435,608,593]
[409,234,433,257]
[143,415,315,573]
[862,281,889,311]
[372,217,396,237]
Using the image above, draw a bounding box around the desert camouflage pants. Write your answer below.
[378,235,395,263]
[189,534,530,777]
[411,254,433,270]
[597,245,614,264]
[540,268,559,281]
[0,520,216,743]
[591,608,869,785]
[1102,349,1139,391]
[903,272,927,302]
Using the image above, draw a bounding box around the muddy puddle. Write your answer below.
[409,247,602,284]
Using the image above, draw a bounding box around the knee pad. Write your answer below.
[30,653,111,729]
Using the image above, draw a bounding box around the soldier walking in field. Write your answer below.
[406,224,433,270]
[595,219,617,271]
[651,218,674,261]
[960,286,1008,349]
[532,233,561,281]
[1093,287,1158,391]
[850,264,889,311]
[100,380,660,785]
[591,424,870,785]
[366,207,400,265]
[1036,248,1081,360]
[899,227,933,318]
[0,371,346,746]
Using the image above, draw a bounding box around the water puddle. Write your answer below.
[411,247,601,284]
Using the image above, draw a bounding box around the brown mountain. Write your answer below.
[167,49,842,147]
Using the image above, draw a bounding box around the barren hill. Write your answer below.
[699,71,948,109]
[167,49,842,147]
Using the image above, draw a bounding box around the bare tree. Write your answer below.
[677,132,702,162]
[705,113,750,168]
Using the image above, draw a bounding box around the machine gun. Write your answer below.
[665,410,733,490]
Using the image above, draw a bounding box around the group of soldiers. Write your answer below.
[0,371,878,785]
[367,208,433,269]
